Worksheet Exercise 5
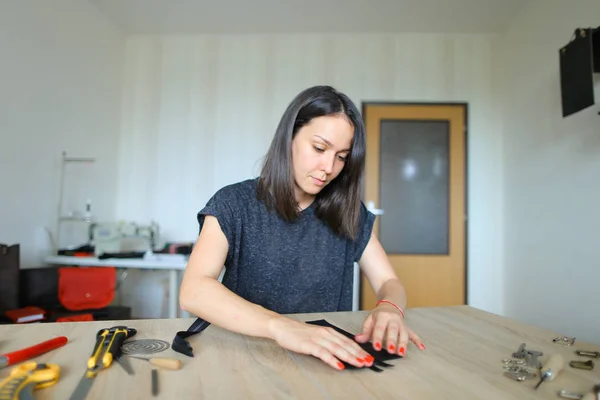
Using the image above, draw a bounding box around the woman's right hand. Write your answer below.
[267,316,374,370]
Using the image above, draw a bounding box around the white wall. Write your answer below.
[117,33,505,318]
[0,1,124,267]
[497,0,600,343]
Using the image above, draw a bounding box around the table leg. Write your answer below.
[169,269,178,318]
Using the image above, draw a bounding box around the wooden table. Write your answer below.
[1,306,599,399]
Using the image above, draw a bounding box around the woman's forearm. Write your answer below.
[179,276,295,339]
[376,278,407,311]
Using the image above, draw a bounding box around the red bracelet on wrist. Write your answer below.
[376,300,405,319]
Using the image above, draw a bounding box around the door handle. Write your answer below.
[366,201,384,215]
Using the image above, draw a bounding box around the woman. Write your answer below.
[179,85,425,371]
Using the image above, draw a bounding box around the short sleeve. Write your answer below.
[197,187,237,251]
[353,201,376,262]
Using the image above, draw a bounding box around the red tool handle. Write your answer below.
[3,336,68,366]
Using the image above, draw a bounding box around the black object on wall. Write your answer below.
[559,27,600,117]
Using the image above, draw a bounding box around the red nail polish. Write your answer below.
[337,361,345,370]
[366,355,374,362]
[356,357,364,363]
[389,344,395,352]
[420,343,426,350]
[400,347,405,355]
[374,342,381,350]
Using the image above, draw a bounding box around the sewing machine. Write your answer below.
[90,221,159,256]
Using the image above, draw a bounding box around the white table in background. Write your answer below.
[44,255,188,319]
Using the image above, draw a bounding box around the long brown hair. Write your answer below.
[256,85,366,240]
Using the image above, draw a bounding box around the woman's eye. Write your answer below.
[338,155,347,162]
[314,146,325,153]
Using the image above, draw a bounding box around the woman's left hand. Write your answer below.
[354,302,425,356]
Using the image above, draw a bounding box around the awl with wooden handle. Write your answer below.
[535,353,565,389]
[126,355,182,370]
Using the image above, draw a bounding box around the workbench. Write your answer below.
[44,255,188,319]
[1,306,599,399]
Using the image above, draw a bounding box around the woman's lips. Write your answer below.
[311,177,326,187]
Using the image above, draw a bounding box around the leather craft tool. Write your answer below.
[535,353,565,389]
[559,389,584,399]
[504,371,529,381]
[151,369,159,397]
[0,337,68,369]
[526,350,543,368]
[512,343,527,359]
[68,326,137,400]
[126,355,182,370]
[0,362,60,399]
[554,336,576,346]
[576,350,600,358]
[122,339,170,355]
[503,364,536,381]
[115,353,134,376]
[570,360,595,370]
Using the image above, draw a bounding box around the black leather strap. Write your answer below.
[171,317,211,357]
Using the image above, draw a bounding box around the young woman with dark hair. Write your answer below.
[180,85,425,371]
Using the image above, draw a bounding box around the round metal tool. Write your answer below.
[122,339,170,355]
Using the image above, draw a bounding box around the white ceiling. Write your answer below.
[89,0,531,35]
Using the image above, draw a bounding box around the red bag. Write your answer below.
[58,267,116,311]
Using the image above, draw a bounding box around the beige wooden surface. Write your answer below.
[1,306,598,399]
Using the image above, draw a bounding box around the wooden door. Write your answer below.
[360,103,467,310]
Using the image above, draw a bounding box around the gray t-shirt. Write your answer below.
[197,178,376,314]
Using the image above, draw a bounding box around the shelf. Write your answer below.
[63,156,95,163]
[54,151,97,251]
[58,216,92,222]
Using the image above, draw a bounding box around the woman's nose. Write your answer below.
[320,154,335,174]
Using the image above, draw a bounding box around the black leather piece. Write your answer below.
[170,316,403,373]
[172,317,211,357]
[306,319,402,372]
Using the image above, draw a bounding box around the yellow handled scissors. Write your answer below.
[0,362,60,400]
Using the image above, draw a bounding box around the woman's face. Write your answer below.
[291,114,354,207]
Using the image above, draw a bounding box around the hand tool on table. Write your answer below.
[68,326,137,400]
[115,353,134,376]
[0,337,68,369]
[570,360,595,370]
[526,350,543,368]
[122,339,170,355]
[151,369,158,397]
[0,362,60,400]
[576,350,600,358]
[554,336,576,346]
[512,343,527,359]
[559,389,584,399]
[125,355,182,370]
[535,353,565,389]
